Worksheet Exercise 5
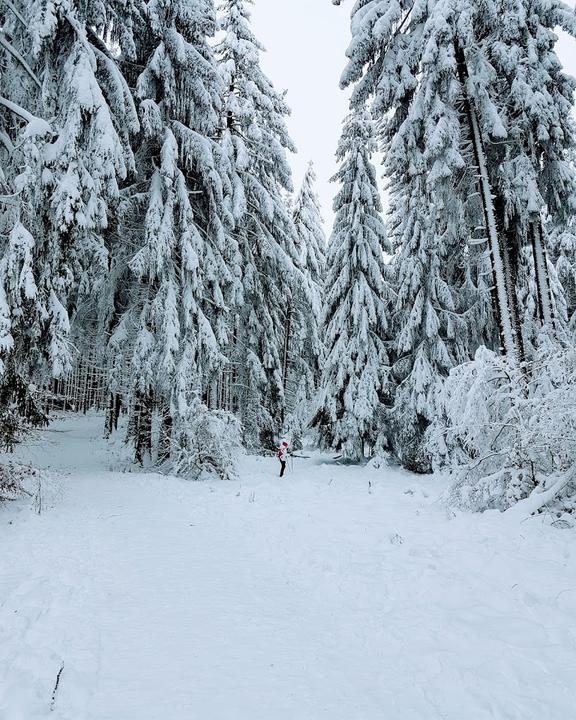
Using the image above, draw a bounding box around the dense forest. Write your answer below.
[1,0,576,514]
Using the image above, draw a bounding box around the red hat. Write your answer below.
[281,440,289,446]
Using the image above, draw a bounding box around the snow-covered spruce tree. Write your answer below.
[284,161,326,443]
[337,0,523,366]
[312,110,392,461]
[333,2,483,470]
[293,162,326,312]
[0,0,51,447]
[457,0,576,352]
[421,0,576,506]
[550,220,576,331]
[38,0,146,436]
[432,1,576,506]
[118,0,240,469]
[337,0,576,477]
[28,0,138,317]
[375,2,495,471]
[0,0,136,448]
[217,0,301,449]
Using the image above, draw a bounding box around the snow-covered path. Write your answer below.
[1,416,576,720]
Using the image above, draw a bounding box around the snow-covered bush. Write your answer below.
[429,345,576,514]
[0,464,23,503]
[0,462,41,503]
[173,404,242,482]
[0,378,47,452]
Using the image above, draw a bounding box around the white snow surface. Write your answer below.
[1,414,576,720]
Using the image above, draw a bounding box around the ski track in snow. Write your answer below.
[1,415,576,720]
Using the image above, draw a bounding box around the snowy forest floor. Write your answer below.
[1,415,576,720]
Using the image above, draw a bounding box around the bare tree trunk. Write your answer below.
[82,360,90,413]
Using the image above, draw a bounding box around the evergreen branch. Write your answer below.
[0,95,48,129]
[0,30,41,88]
[0,130,14,153]
[63,11,94,58]
[86,28,140,133]
[0,0,26,27]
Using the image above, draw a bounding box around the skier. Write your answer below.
[277,439,289,477]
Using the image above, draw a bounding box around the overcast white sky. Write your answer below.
[251,1,576,232]
[251,1,349,228]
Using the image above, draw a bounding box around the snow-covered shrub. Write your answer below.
[0,409,26,454]
[429,345,576,513]
[0,464,22,503]
[173,404,242,482]
[0,374,47,452]
[0,462,41,503]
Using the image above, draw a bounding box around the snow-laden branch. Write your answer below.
[88,38,140,134]
[0,129,14,153]
[506,470,575,518]
[0,96,51,135]
[0,30,41,88]
[0,0,26,27]
[63,11,93,57]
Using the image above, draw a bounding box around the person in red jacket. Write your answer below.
[277,440,289,477]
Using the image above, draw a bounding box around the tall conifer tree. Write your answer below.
[217,0,300,448]
[285,161,326,442]
[291,162,326,399]
[313,110,391,460]
[0,0,137,446]
[113,0,239,463]
[336,0,576,471]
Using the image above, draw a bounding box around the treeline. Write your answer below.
[0,0,325,474]
[2,0,576,513]
[316,0,576,511]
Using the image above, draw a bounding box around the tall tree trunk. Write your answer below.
[104,393,122,437]
[113,393,122,432]
[104,392,115,438]
[493,200,526,365]
[454,41,522,369]
[282,306,292,393]
[530,219,555,329]
[134,388,153,466]
[158,403,172,464]
[278,305,292,432]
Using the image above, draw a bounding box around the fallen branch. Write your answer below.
[506,470,575,519]
[50,662,64,711]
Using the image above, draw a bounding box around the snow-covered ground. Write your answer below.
[1,415,576,720]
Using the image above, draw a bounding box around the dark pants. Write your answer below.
[279,461,286,478]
